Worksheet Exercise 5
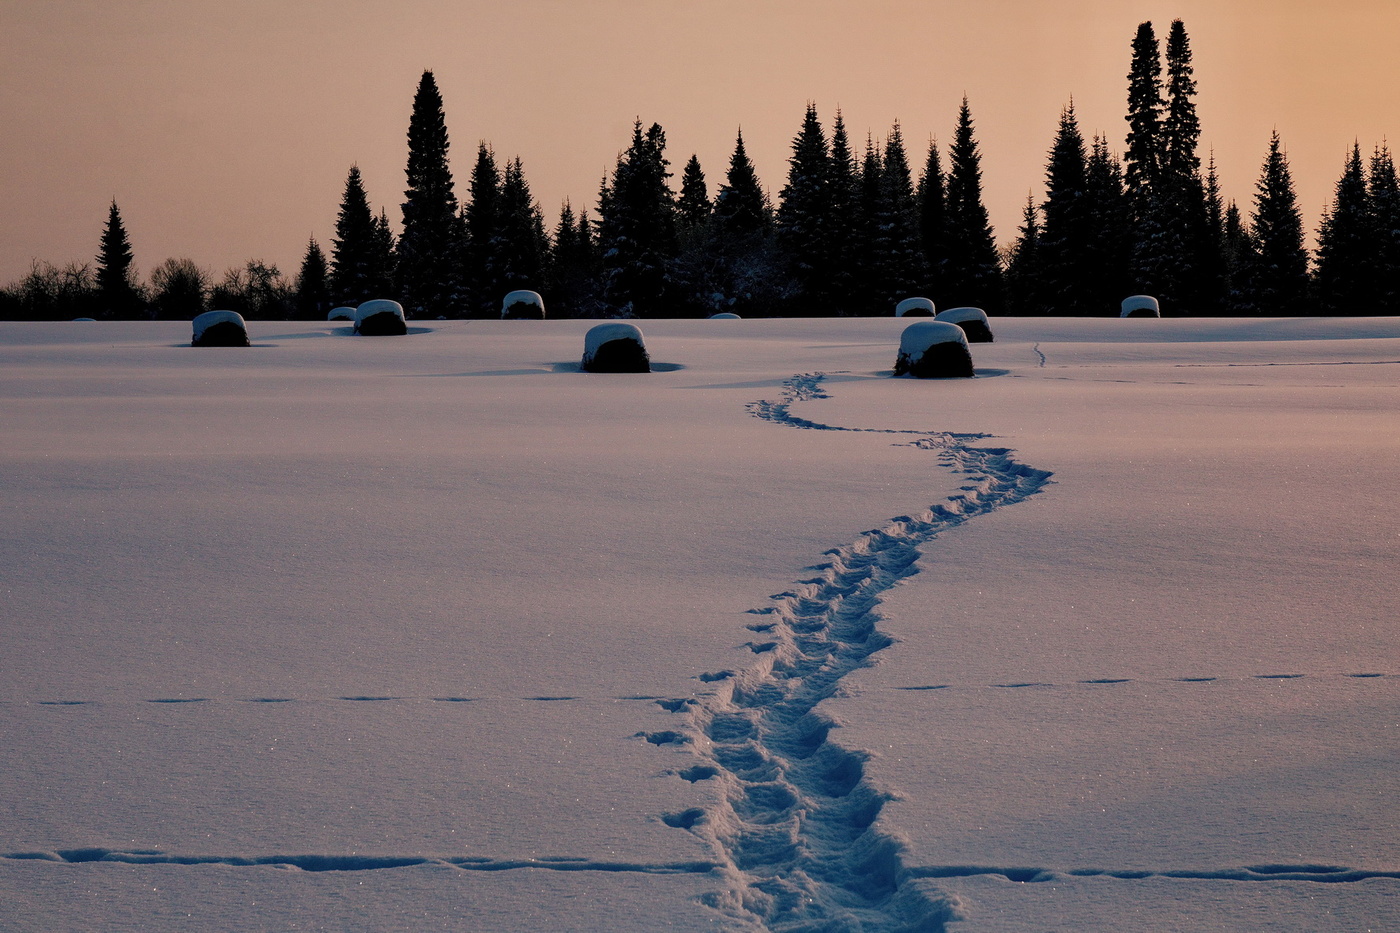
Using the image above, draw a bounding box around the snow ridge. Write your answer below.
[670,373,1052,932]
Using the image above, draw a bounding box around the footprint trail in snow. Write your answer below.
[666,373,1053,932]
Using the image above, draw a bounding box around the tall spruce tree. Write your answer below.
[776,104,834,313]
[827,110,862,313]
[96,199,143,318]
[1314,143,1373,314]
[1124,22,1165,209]
[1039,103,1094,314]
[1368,144,1400,310]
[1249,131,1310,314]
[596,120,679,317]
[1084,136,1134,315]
[462,143,503,317]
[330,165,381,306]
[295,237,331,319]
[942,98,1003,312]
[869,121,924,308]
[397,70,462,317]
[496,156,550,296]
[916,139,946,296]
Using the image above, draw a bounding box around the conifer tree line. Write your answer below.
[5,22,1400,320]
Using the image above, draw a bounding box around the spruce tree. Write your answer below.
[776,104,834,313]
[546,201,599,317]
[295,237,331,319]
[942,98,1003,312]
[1368,144,1400,310]
[714,130,772,236]
[496,156,549,295]
[1249,131,1310,314]
[869,121,924,308]
[826,110,862,313]
[370,209,397,297]
[853,134,885,313]
[1221,200,1255,314]
[96,200,142,318]
[1039,103,1093,314]
[677,155,712,230]
[1314,143,1373,314]
[916,139,946,296]
[397,70,462,318]
[330,165,380,306]
[1006,195,1045,315]
[596,120,679,317]
[1084,136,1135,315]
[462,143,503,317]
[1163,21,1201,183]
[1124,21,1164,210]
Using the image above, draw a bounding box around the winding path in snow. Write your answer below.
[666,373,1053,932]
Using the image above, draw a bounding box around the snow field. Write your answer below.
[2,316,1399,931]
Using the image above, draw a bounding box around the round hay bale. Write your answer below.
[709,312,741,319]
[582,322,651,373]
[502,290,545,320]
[328,306,356,321]
[893,321,974,378]
[1120,295,1161,318]
[354,299,407,336]
[936,306,994,343]
[191,310,250,347]
[895,296,937,317]
[72,317,97,322]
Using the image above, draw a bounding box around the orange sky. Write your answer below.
[4,0,1399,287]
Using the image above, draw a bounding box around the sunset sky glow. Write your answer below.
[4,0,1398,287]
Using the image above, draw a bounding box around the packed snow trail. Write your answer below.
[670,373,1053,932]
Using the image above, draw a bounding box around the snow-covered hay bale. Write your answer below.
[895,297,937,317]
[501,290,545,320]
[72,317,96,322]
[893,321,974,378]
[709,312,741,319]
[191,310,249,347]
[327,306,356,321]
[354,299,407,336]
[1121,295,1161,318]
[936,306,994,343]
[582,322,650,373]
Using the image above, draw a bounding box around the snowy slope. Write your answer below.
[2,317,1398,932]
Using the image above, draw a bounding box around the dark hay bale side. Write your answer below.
[583,338,651,373]
[502,300,545,320]
[192,321,250,347]
[900,307,936,317]
[356,312,408,336]
[894,341,975,378]
[1123,308,1158,318]
[954,320,995,343]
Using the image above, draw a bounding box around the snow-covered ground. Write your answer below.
[2,316,1398,932]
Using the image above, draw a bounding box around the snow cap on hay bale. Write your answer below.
[709,312,741,319]
[1121,295,1161,318]
[582,322,651,373]
[328,306,356,321]
[501,290,545,319]
[893,321,974,378]
[896,296,937,317]
[936,306,994,342]
[354,299,407,336]
[191,310,250,347]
